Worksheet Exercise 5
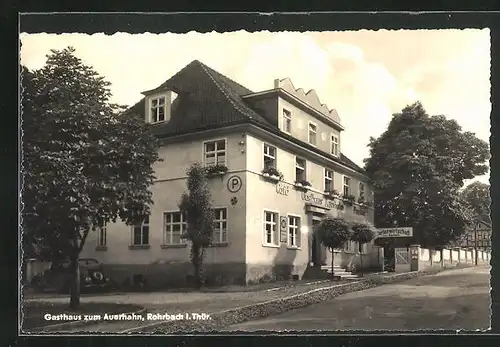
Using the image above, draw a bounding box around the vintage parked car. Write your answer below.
[30,258,112,293]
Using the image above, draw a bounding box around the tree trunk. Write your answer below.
[69,253,80,310]
[359,243,364,277]
[331,248,335,280]
[192,246,205,289]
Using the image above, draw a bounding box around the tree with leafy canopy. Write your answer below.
[364,102,489,249]
[179,163,215,289]
[460,181,491,224]
[314,217,351,279]
[349,221,376,276]
[21,47,161,309]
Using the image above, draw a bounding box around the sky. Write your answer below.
[20,29,491,186]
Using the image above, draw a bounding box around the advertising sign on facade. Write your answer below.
[375,227,413,238]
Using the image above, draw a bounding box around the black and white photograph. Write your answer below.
[20,27,492,333]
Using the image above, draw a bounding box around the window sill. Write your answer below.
[209,242,229,248]
[161,244,187,249]
[287,246,301,250]
[129,245,151,250]
[95,246,108,251]
[262,243,280,248]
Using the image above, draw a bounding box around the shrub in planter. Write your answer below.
[349,221,376,276]
[324,189,340,198]
[205,164,228,177]
[314,217,352,280]
[343,194,356,205]
[261,167,284,181]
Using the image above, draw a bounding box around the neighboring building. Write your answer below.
[81,60,379,287]
[454,219,492,251]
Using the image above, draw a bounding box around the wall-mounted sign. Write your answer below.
[280,216,288,243]
[227,175,242,193]
[276,183,290,196]
[375,227,413,238]
[276,183,346,210]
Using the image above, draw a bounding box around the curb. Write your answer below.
[130,265,479,333]
[23,307,147,333]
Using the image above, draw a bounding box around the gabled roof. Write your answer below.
[124,60,366,175]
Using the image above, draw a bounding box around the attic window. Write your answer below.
[150,96,166,123]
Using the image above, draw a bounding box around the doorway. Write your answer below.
[311,219,321,266]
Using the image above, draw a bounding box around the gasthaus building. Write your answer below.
[80,60,381,287]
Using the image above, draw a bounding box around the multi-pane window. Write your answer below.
[343,176,351,196]
[282,109,292,133]
[263,211,279,246]
[308,123,317,146]
[164,212,187,245]
[288,216,301,248]
[97,223,107,247]
[263,144,277,169]
[359,182,365,201]
[150,96,166,123]
[204,139,226,167]
[295,157,306,182]
[132,216,150,246]
[213,208,228,243]
[324,169,333,192]
[330,134,339,156]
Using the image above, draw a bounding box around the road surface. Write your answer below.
[222,266,491,331]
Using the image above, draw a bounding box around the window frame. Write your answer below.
[149,95,167,124]
[359,182,365,200]
[287,214,301,249]
[324,168,333,192]
[308,121,317,146]
[295,157,306,182]
[163,211,188,246]
[263,143,277,170]
[330,133,339,156]
[203,138,227,167]
[282,109,292,134]
[97,223,107,247]
[131,216,150,247]
[213,207,228,244]
[343,176,351,196]
[263,210,280,247]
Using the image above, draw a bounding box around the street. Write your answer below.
[221,266,491,331]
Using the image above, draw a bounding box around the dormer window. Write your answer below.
[150,96,166,123]
[145,90,177,124]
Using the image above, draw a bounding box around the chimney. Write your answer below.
[274,79,281,89]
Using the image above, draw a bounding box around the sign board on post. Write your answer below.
[375,227,413,238]
[279,216,288,243]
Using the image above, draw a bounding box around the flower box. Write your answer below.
[205,164,228,178]
[294,180,311,190]
[342,194,356,206]
[261,167,283,183]
[323,190,340,199]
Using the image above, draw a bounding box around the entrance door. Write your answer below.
[311,219,321,265]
